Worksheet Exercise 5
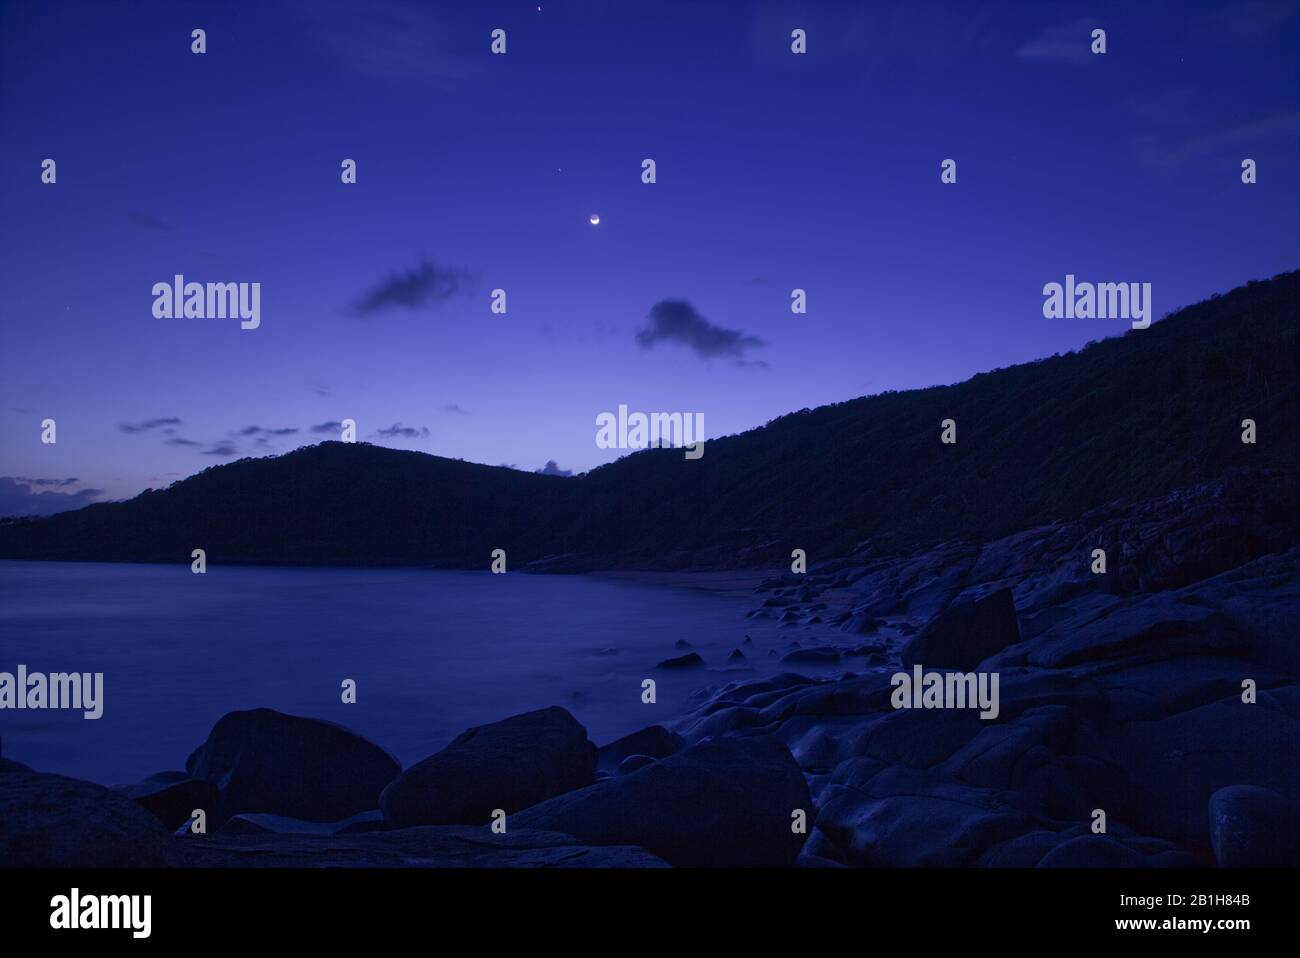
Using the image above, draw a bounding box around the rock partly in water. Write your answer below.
[381,706,595,827]
[781,647,841,664]
[117,770,221,831]
[657,652,704,669]
[218,809,387,836]
[186,708,401,824]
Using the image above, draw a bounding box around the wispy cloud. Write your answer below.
[1189,0,1297,43]
[1136,111,1300,170]
[294,0,477,85]
[10,476,79,487]
[636,299,765,363]
[119,417,182,434]
[238,426,299,437]
[351,258,471,315]
[376,423,430,439]
[442,403,470,415]
[1016,18,1097,64]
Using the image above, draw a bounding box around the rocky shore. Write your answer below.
[2,474,1297,868]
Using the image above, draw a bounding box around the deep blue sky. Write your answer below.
[2,0,1297,512]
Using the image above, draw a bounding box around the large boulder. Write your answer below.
[381,707,595,827]
[596,725,682,774]
[900,587,1021,671]
[1022,593,1243,669]
[1110,691,1300,851]
[0,770,176,866]
[186,708,400,823]
[1037,835,1147,868]
[1208,785,1300,867]
[514,736,811,867]
[813,766,1031,867]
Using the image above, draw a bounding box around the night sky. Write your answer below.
[1,0,1296,512]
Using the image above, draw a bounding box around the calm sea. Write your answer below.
[0,560,824,785]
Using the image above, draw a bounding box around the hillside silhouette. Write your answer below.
[2,272,1295,570]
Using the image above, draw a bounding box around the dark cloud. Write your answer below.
[11,476,79,487]
[164,436,200,447]
[376,423,430,439]
[535,460,572,477]
[238,426,299,437]
[311,382,331,397]
[0,477,102,518]
[311,421,344,434]
[351,258,470,315]
[119,417,183,434]
[636,299,765,362]
[442,403,470,415]
[202,441,238,457]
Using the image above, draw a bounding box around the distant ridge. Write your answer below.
[2,272,1296,571]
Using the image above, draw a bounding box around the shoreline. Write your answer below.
[586,568,771,597]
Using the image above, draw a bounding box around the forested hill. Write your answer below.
[1,272,1295,570]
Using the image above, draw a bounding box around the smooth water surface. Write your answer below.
[0,561,811,784]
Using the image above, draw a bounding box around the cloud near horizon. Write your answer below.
[0,477,103,517]
[535,460,573,477]
[635,299,765,363]
[376,423,430,439]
